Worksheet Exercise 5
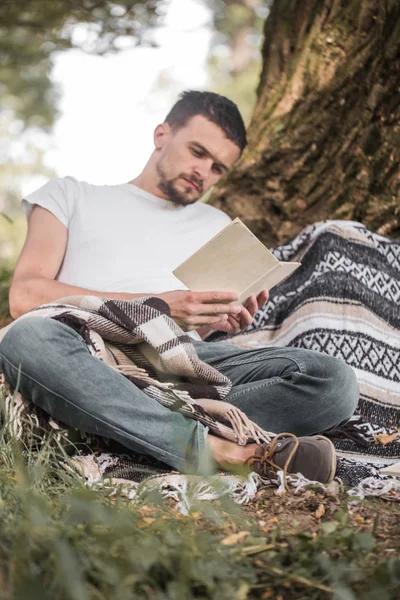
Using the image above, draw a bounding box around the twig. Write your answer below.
[240,544,275,556]
[252,564,333,593]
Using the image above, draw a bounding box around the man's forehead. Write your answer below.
[181,114,229,140]
[180,115,241,164]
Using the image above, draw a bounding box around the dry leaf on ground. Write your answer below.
[374,432,399,445]
[220,531,250,546]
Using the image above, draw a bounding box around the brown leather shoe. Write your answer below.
[246,433,337,484]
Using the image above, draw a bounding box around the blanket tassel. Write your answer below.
[226,407,274,445]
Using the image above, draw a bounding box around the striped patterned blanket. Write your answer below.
[221,220,400,493]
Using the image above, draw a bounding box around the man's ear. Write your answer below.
[154,122,171,149]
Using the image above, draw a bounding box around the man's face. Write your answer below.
[154,115,241,206]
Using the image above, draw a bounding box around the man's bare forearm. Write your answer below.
[9,277,160,319]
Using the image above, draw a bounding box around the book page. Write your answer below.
[173,218,301,301]
[240,262,301,303]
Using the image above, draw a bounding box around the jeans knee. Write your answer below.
[2,316,52,349]
[328,359,359,423]
[303,350,359,428]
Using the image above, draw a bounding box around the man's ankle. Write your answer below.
[207,434,257,466]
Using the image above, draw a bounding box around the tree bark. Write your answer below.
[211,0,400,246]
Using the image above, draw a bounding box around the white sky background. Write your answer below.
[23,0,213,195]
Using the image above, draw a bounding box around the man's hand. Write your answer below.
[197,289,269,339]
[159,290,242,331]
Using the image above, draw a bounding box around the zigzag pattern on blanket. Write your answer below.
[232,222,400,415]
[222,220,400,487]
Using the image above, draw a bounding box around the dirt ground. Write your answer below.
[244,482,400,555]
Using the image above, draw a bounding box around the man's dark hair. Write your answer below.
[165,90,247,154]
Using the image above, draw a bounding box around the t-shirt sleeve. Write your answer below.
[22,176,79,227]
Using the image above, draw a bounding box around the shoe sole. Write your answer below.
[314,435,337,483]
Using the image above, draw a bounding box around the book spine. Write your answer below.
[240,263,279,301]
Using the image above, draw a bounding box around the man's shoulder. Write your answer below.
[24,175,87,200]
[43,176,104,191]
[48,175,81,188]
[53,175,92,192]
[38,177,119,201]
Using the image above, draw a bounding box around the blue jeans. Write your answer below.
[0,317,359,474]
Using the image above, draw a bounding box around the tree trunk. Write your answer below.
[211,0,400,246]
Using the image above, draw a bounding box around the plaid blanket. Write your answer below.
[0,294,271,453]
[214,220,400,493]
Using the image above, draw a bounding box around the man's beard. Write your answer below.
[156,162,202,206]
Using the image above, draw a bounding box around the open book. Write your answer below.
[173,218,301,303]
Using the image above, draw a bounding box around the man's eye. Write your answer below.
[192,148,202,157]
[213,165,223,174]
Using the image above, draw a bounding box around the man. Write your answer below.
[0,91,359,482]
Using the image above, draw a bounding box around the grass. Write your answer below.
[0,388,399,600]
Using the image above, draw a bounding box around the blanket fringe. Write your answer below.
[113,363,163,386]
[226,407,273,445]
[347,476,400,501]
[113,364,148,378]
[194,398,273,445]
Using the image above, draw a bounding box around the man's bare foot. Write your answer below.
[208,433,337,484]
[207,434,257,468]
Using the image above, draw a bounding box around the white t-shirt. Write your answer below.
[23,176,231,295]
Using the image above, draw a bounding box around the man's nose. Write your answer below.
[193,158,212,181]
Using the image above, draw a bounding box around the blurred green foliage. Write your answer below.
[0,401,399,599]
[0,214,26,319]
[0,263,13,320]
[206,0,272,123]
[1,0,165,131]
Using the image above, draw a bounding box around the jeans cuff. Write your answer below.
[195,424,218,475]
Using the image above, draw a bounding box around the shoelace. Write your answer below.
[248,432,299,490]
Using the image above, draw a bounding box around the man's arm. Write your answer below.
[9,206,242,331]
[9,206,146,318]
